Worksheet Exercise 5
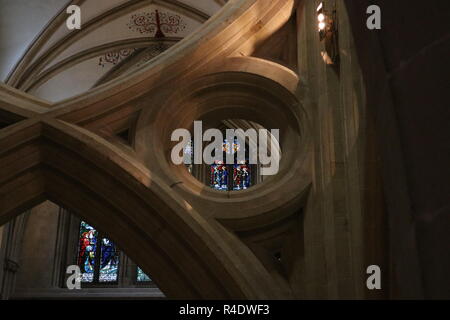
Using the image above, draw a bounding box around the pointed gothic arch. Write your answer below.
[0,117,288,299]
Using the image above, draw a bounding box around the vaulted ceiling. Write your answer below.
[0,0,301,299]
[0,0,227,101]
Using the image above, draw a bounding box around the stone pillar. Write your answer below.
[294,0,386,299]
[0,225,4,299]
[344,0,450,299]
[13,202,60,295]
[0,212,30,299]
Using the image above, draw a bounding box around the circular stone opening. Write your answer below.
[140,70,306,198]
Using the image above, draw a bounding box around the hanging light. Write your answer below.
[318,13,325,22]
[317,2,328,39]
[316,2,339,66]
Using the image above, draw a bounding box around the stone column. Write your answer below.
[0,212,30,299]
[293,0,386,299]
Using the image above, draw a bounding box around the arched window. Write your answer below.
[210,138,253,191]
[232,160,252,191]
[185,135,256,191]
[74,219,151,286]
[210,160,229,191]
[77,221,120,283]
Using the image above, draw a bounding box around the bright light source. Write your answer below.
[319,22,326,30]
[317,2,323,12]
[318,13,325,22]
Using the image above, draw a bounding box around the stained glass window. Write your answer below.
[223,138,240,155]
[77,221,119,284]
[211,160,229,191]
[99,238,119,282]
[74,219,154,289]
[184,135,254,192]
[210,138,253,191]
[233,161,251,190]
[137,267,151,282]
[77,221,98,282]
[184,139,193,173]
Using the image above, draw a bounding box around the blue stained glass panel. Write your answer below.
[137,267,152,282]
[99,238,119,282]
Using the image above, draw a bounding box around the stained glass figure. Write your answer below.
[99,238,119,282]
[211,160,228,191]
[137,267,152,282]
[77,221,98,283]
[233,161,251,190]
[77,221,119,284]
[223,138,240,154]
[209,137,254,191]
[76,221,153,286]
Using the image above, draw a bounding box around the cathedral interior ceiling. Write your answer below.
[0,0,308,299]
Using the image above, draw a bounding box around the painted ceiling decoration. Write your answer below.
[127,9,186,36]
[95,41,175,86]
[2,0,225,102]
[98,48,137,68]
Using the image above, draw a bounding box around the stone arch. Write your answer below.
[0,0,300,300]
[0,118,287,299]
